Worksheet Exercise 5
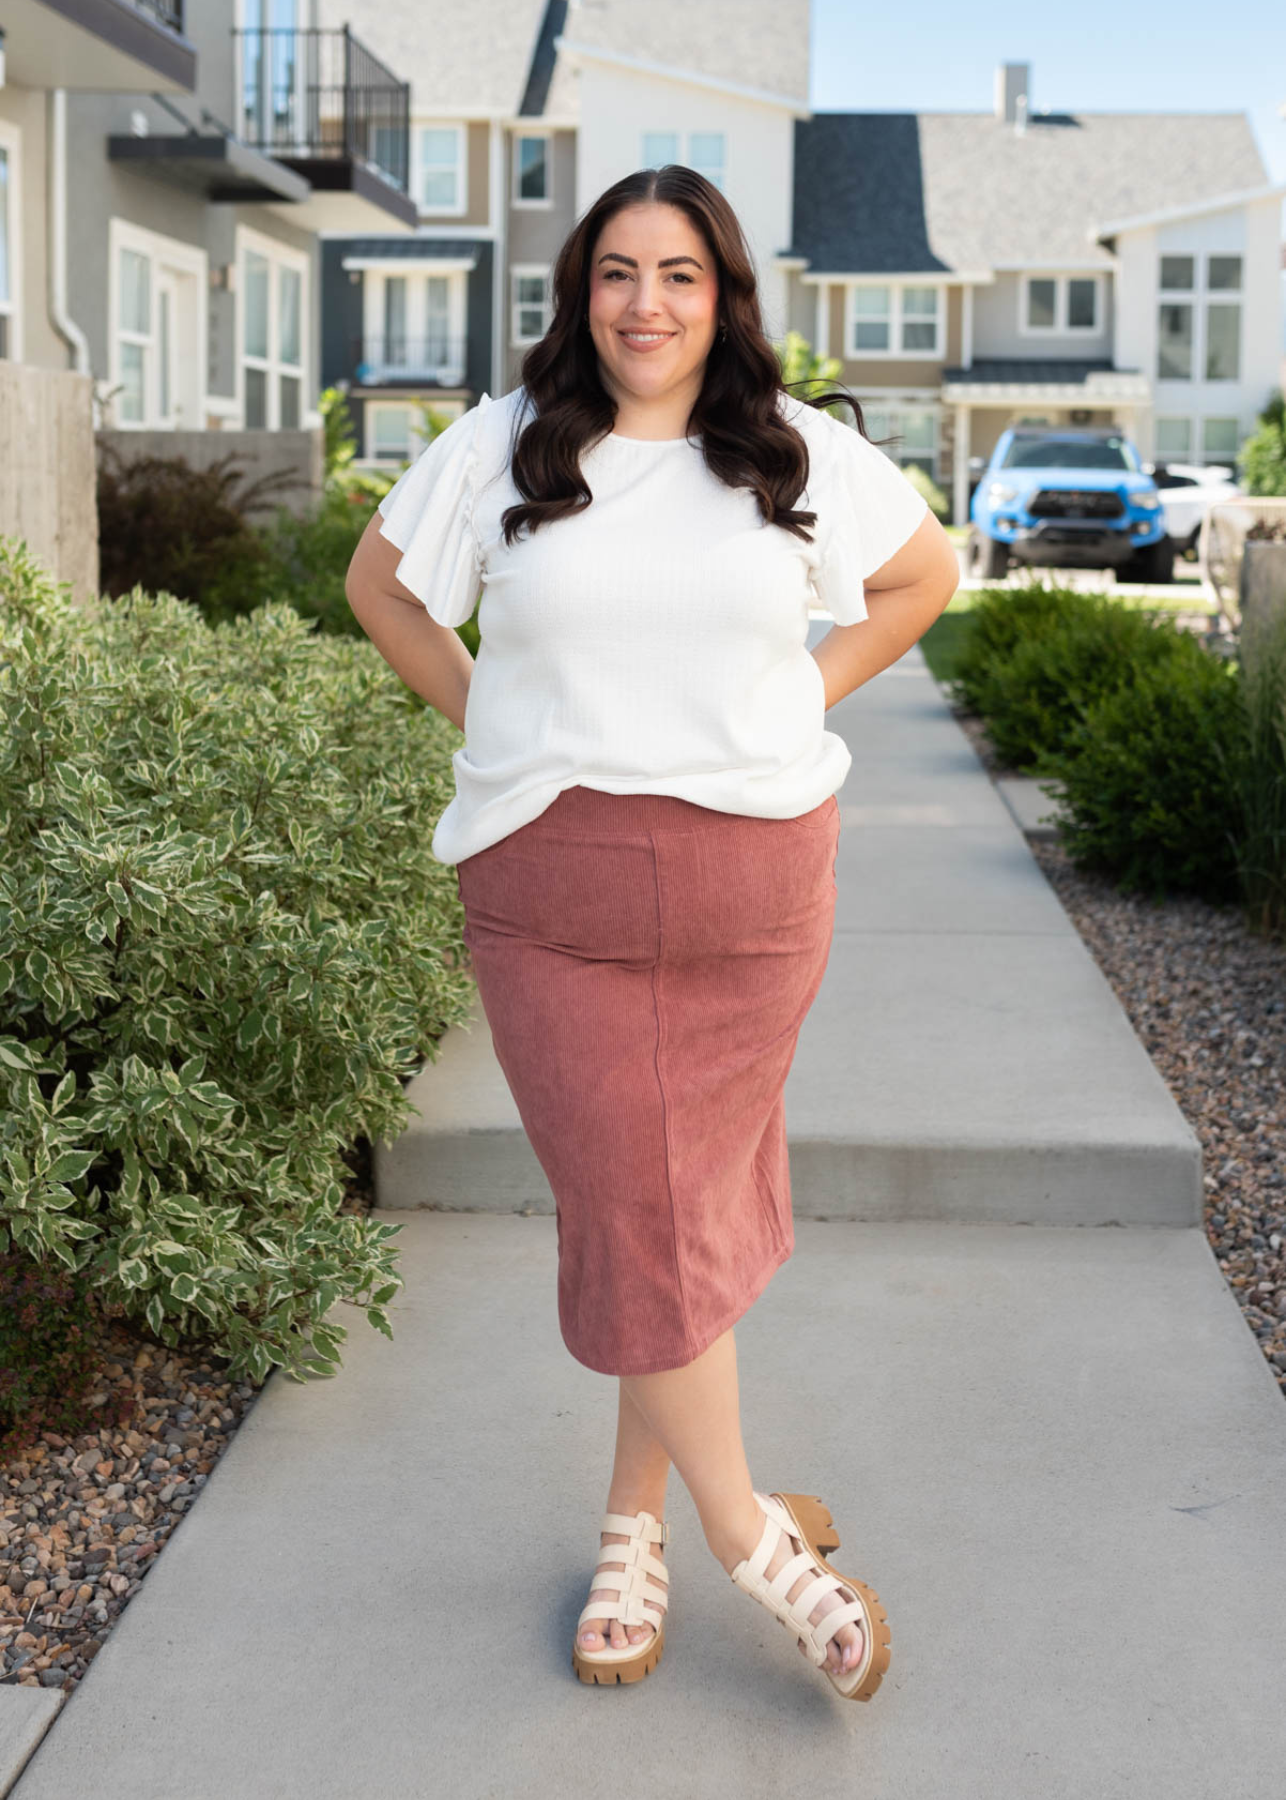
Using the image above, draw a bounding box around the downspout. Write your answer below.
[47,88,91,375]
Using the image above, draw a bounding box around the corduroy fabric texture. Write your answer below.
[455,784,840,1376]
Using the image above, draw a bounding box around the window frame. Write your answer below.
[511,130,552,209]
[1018,271,1102,337]
[843,282,946,360]
[235,223,308,432]
[414,121,467,217]
[1156,250,1242,386]
[107,216,207,430]
[855,403,941,482]
[510,263,551,347]
[639,129,726,191]
[355,260,469,385]
[362,396,466,466]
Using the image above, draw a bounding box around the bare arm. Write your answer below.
[811,511,960,710]
[344,512,475,733]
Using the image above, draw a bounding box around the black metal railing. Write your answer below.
[353,334,469,383]
[232,25,409,193]
[135,0,184,31]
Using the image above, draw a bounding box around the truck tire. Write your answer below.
[1127,536,1176,584]
[972,531,1010,581]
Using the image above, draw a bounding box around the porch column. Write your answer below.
[953,403,971,528]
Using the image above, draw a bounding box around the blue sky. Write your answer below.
[811,0,1286,194]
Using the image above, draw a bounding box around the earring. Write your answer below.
[719,322,727,340]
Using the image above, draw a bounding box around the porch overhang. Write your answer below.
[107,133,310,205]
[942,361,1150,406]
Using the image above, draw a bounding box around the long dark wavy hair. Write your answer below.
[497,165,885,550]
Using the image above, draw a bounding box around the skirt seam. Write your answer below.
[647,829,701,1365]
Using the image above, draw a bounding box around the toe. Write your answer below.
[609,1620,629,1649]
[580,1622,604,1648]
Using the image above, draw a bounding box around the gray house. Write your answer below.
[1,0,416,432]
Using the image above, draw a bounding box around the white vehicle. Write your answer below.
[1144,462,1244,559]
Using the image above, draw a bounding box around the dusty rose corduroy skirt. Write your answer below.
[455,784,840,1376]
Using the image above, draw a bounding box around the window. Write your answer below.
[238,227,307,430]
[353,261,468,383]
[1021,273,1100,334]
[861,407,940,482]
[513,134,550,204]
[1200,417,1240,463]
[1157,251,1241,384]
[640,130,725,190]
[416,125,464,213]
[364,400,462,465]
[109,219,205,428]
[1155,417,1192,460]
[847,285,943,358]
[511,267,550,345]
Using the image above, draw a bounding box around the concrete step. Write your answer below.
[13,1212,1285,1800]
[376,644,1201,1227]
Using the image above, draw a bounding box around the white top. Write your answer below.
[376,385,930,866]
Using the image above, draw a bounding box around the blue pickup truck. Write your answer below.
[968,425,1174,584]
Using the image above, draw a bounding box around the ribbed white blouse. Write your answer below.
[376,385,930,866]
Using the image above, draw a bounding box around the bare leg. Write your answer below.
[578,1381,672,1652]
[620,1326,863,1676]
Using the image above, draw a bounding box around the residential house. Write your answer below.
[316,0,810,466]
[786,63,1286,522]
[0,0,416,432]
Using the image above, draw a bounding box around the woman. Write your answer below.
[345,166,959,1702]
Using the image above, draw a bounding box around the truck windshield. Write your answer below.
[1001,437,1138,472]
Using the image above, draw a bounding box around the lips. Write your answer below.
[618,329,676,352]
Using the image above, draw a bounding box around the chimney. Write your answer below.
[995,63,1030,127]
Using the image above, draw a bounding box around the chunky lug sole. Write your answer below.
[731,1490,893,1699]
[572,1509,670,1686]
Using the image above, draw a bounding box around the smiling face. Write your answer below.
[586,201,720,430]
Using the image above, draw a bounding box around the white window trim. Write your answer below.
[235,223,308,431]
[359,265,468,385]
[858,402,942,477]
[512,130,553,209]
[639,129,726,190]
[510,263,551,347]
[0,121,22,364]
[843,282,945,360]
[415,121,467,218]
[1156,252,1243,385]
[107,217,207,429]
[1154,416,1194,459]
[360,396,465,466]
[1017,272,1102,337]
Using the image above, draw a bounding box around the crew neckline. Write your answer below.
[606,431,702,447]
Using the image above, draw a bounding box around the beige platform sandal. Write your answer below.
[572,1508,670,1686]
[729,1490,891,1701]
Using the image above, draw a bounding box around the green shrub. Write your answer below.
[96,441,295,622]
[0,536,477,1384]
[1233,598,1286,934]
[1034,634,1246,901]
[1240,389,1286,498]
[975,599,1187,771]
[946,583,1091,715]
[902,463,950,523]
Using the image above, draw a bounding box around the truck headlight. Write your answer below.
[987,481,1019,504]
[1133,489,1162,511]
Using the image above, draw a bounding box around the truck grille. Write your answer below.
[1029,489,1125,520]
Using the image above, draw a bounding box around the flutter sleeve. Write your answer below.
[808,406,932,625]
[376,392,492,627]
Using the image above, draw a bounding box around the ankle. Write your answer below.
[704,1495,765,1575]
[604,1494,668,1529]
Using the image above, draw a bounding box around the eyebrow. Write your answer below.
[596,252,704,271]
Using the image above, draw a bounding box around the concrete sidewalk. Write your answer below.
[379,638,1200,1228]
[12,1214,1286,1799]
[11,635,1284,1798]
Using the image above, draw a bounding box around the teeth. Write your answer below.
[622,332,671,342]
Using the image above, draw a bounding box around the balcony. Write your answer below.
[3,0,196,92]
[352,334,469,389]
[232,25,416,232]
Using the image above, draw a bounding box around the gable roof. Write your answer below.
[788,110,1270,274]
[553,0,810,113]
[324,0,549,117]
